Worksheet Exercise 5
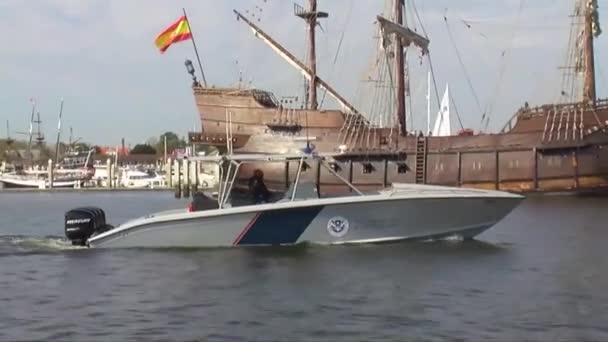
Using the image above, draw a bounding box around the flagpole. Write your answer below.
[182,8,207,87]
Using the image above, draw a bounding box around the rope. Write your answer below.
[410,1,465,132]
[484,0,526,131]
[443,9,484,124]
[319,0,354,108]
[559,0,581,104]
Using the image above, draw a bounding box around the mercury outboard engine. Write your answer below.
[65,207,113,246]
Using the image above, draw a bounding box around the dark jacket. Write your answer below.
[248,176,270,204]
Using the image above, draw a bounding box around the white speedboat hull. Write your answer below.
[87,186,522,248]
[0,175,80,189]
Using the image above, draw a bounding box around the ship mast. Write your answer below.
[583,0,600,106]
[393,0,406,136]
[295,1,328,110]
[376,2,429,133]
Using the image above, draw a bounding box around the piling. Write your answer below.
[315,160,321,195]
[175,159,182,198]
[284,161,290,189]
[382,160,388,188]
[166,158,173,188]
[48,159,54,189]
[532,148,538,190]
[495,150,500,190]
[192,160,199,194]
[114,162,119,188]
[112,162,117,188]
[106,158,112,188]
[184,159,191,198]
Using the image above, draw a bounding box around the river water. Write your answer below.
[0,191,607,341]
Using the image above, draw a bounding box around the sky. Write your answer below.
[1,0,608,146]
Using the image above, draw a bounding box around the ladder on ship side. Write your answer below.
[415,136,427,184]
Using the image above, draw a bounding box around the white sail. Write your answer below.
[432,84,451,136]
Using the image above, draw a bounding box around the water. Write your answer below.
[1,191,607,341]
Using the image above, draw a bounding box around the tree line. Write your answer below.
[1,131,189,161]
[130,131,189,155]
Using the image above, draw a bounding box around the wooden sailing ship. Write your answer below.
[186,0,608,194]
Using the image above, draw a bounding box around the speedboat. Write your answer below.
[63,153,524,248]
[119,168,165,188]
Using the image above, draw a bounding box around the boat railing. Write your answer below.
[500,99,606,133]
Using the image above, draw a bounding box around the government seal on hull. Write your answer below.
[327,216,349,237]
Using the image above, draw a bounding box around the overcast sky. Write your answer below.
[1,0,607,146]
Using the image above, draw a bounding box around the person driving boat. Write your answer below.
[248,169,271,204]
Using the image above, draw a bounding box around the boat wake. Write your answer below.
[0,235,86,256]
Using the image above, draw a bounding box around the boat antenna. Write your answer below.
[54,98,64,166]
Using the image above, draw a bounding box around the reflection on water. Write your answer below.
[0,191,607,341]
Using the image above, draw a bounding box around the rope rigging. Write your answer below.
[410,0,464,131]
[559,0,586,104]
[443,8,484,130]
[482,0,527,132]
[319,0,354,109]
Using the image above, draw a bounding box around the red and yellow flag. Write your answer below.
[154,15,192,53]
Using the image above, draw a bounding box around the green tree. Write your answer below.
[130,144,157,155]
[157,131,186,154]
[146,137,159,149]
[74,142,92,152]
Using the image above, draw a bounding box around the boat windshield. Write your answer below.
[280,181,319,201]
[191,153,364,209]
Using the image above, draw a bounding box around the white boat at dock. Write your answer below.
[0,150,95,189]
[119,168,166,188]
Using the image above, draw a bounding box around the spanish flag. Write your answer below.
[154,15,192,53]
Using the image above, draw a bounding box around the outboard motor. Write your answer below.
[65,207,112,246]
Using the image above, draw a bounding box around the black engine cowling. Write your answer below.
[65,207,112,246]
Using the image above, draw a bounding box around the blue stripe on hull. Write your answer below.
[237,206,324,245]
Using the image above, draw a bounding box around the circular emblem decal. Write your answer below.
[327,216,349,237]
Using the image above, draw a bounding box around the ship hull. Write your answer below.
[191,87,608,195]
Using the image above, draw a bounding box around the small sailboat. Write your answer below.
[431,85,451,137]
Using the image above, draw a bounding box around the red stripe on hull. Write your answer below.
[233,212,261,245]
